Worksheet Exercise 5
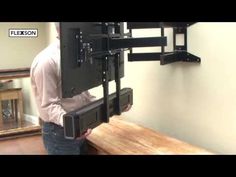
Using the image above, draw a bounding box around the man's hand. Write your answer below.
[123,104,132,112]
[76,129,92,140]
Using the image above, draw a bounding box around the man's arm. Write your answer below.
[33,59,66,126]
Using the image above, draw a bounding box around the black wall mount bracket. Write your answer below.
[127,22,201,65]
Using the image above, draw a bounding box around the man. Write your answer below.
[30,22,131,155]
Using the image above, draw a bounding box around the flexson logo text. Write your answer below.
[9,29,38,37]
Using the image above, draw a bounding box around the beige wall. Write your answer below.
[0,22,47,70]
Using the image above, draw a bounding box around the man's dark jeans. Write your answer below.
[42,122,88,155]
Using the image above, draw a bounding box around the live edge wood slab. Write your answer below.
[87,116,212,155]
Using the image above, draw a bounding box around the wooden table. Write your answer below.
[0,88,24,126]
[87,117,212,155]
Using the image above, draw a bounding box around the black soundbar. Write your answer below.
[63,88,133,139]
